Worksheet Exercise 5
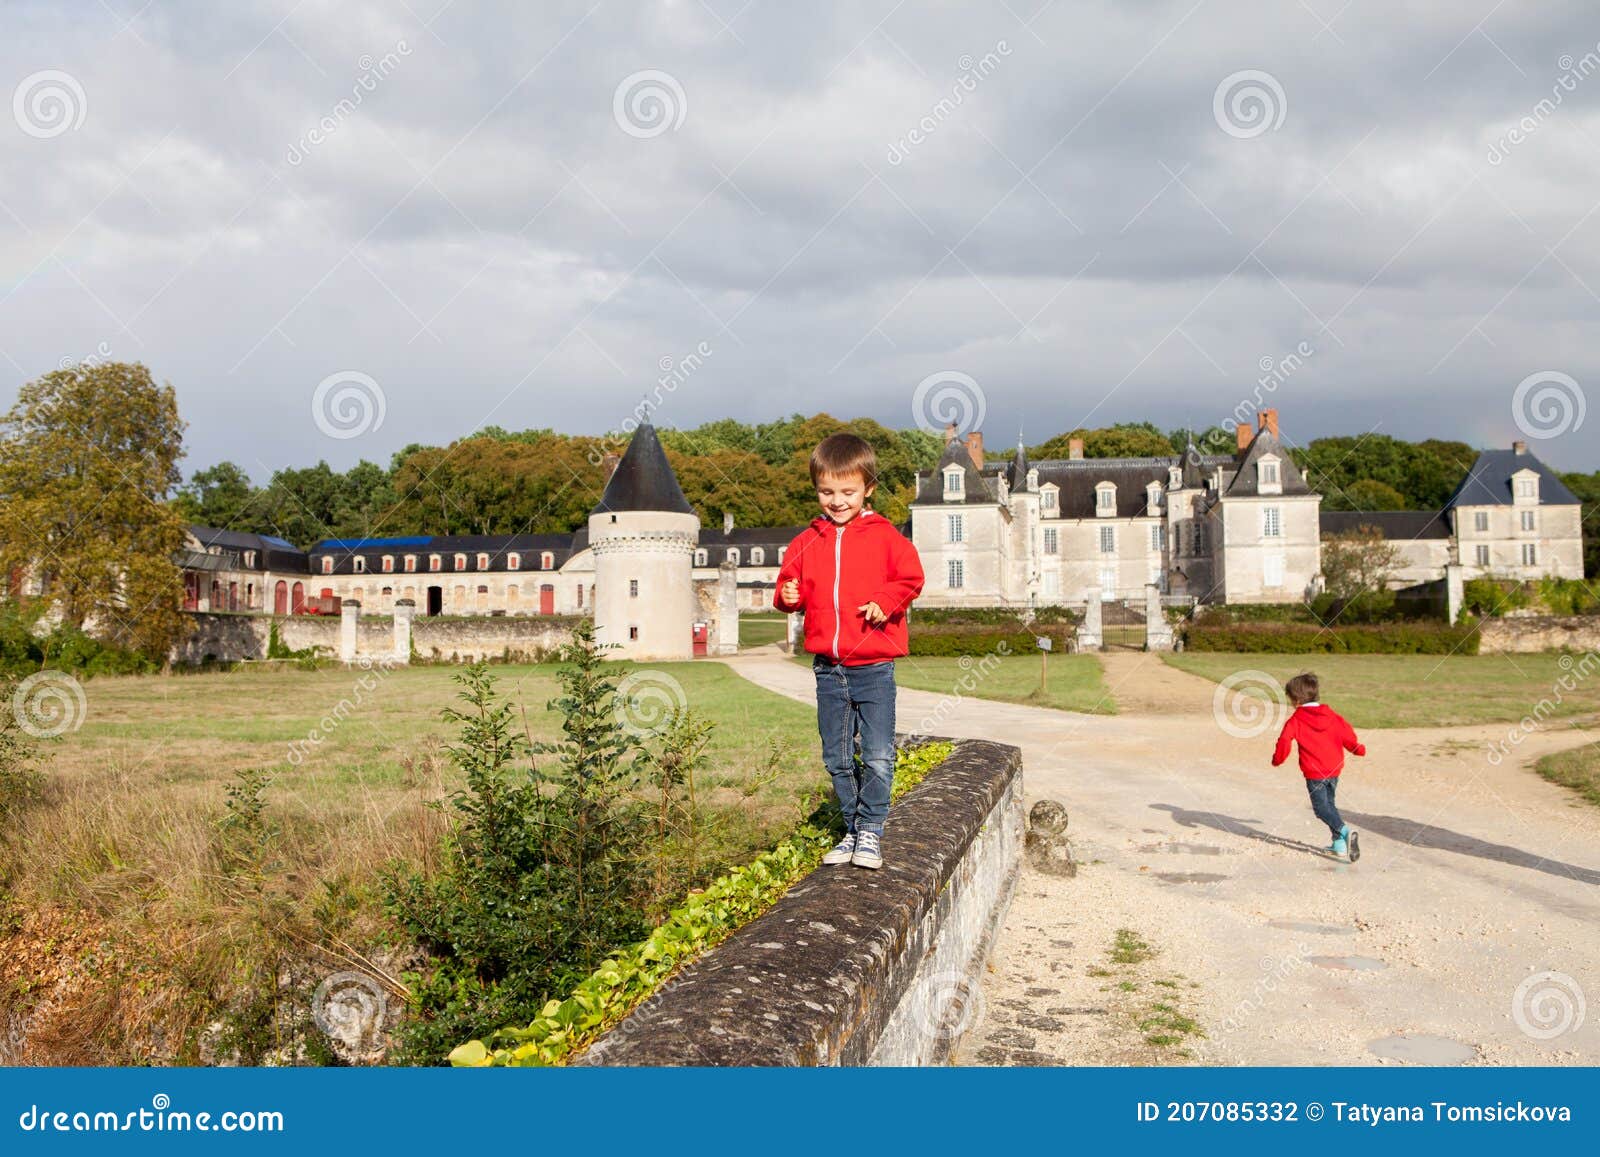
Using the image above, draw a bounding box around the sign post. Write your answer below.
[1036,634,1052,694]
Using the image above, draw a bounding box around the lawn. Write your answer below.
[739,611,789,648]
[1163,652,1600,729]
[1534,742,1600,808]
[893,651,1116,716]
[1,657,822,1064]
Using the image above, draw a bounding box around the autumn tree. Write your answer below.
[1318,526,1405,620]
[0,362,189,661]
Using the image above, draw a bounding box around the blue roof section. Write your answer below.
[1445,448,1580,507]
[313,535,433,550]
[260,535,299,550]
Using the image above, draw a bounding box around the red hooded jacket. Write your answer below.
[1272,703,1365,780]
[772,509,925,665]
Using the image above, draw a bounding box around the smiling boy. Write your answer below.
[774,433,925,869]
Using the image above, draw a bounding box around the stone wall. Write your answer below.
[575,737,1024,1066]
[1477,614,1600,654]
[174,612,578,664]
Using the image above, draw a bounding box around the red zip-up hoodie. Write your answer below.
[772,509,925,665]
[1271,703,1365,780]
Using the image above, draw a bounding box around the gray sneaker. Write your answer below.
[852,830,883,869]
[823,833,856,864]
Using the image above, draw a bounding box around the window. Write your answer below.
[948,514,964,543]
[944,470,962,493]
[1100,565,1116,593]
[1099,526,1115,554]
[1097,486,1115,512]
[244,551,256,568]
[321,556,333,575]
[1261,461,1278,484]
[454,553,467,571]
[629,579,639,598]
[404,555,417,573]
[577,585,584,608]
[1264,554,1286,588]
[1518,479,1535,498]
[353,556,367,573]
[1523,543,1538,566]
[778,547,786,562]
[695,549,708,566]
[477,552,490,570]
[477,585,488,594]
[751,547,764,565]
[1474,511,1489,532]
[381,586,392,596]
[947,559,964,588]
[1041,488,1057,512]
[1264,507,1281,538]
[1521,511,1536,532]
[1150,524,1163,551]
[1043,527,1058,555]
[382,555,394,573]
[1194,524,1206,553]
[628,626,639,640]
[541,551,554,569]
[1147,483,1162,510]
[1476,544,1490,566]
[726,548,740,566]
[429,554,442,572]
[507,552,521,571]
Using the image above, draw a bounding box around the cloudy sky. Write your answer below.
[4,0,1600,479]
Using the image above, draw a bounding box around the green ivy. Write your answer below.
[448,739,954,1068]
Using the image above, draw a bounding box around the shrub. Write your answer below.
[1536,578,1600,617]
[910,630,1069,657]
[1183,621,1478,655]
[1461,578,1529,618]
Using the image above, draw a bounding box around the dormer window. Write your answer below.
[321,556,334,575]
[944,468,963,494]
[382,555,394,573]
[454,553,467,571]
[727,549,740,566]
[751,547,765,565]
[1257,455,1283,496]
[477,553,490,570]
[1095,483,1116,517]
[429,554,442,572]
[695,549,707,566]
[353,556,367,574]
[507,552,521,571]
[244,551,256,568]
[541,551,554,569]
[1513,470,1538,502]
[1146,482,1162,510]
[1168,464,1182,488]
[1040,485,1058,514]
[404,555,417,573]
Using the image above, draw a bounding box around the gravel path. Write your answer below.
[721,646,1600,1066]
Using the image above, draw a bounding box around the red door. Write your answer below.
[274,581,288,615]
[291,582,305,613]
[539,584,554,615]
[692,622,708,657]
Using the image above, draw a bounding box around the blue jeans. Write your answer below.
[813,656,896,835]
[1305,776,1345,840]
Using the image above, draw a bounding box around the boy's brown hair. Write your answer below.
[809,433,878,490]
[1285,672,1319,705]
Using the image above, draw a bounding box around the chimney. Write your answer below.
[1513,440,1527,454]
[602,453,620,480]
[944,420,959,444]
[1069,437,1084,460]
[1257,408,1279,438]
[1236,422,1252,452]
[966,431,984,471]
[723,511,734,535]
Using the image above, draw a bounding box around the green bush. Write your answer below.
[909,630,1069,657]
[0,604,155,677]
[1536,578,1600,617]
[1460,578,1529,618]
[1183,620,1479,654]
[1198,603,1321,625]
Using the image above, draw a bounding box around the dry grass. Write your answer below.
[2,658,821,1064]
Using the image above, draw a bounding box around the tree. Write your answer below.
[1033,423,1176,460]
[1342,479,1408,511]
[1319,526,1404,619]
[0,363,189,661]
[175,461,259,528]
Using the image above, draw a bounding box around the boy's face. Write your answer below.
[816,470,874,524]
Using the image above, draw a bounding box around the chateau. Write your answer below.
[165,410,1583,656]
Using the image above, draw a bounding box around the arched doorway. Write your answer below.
[274,581,288,615]
[291,582,305,613]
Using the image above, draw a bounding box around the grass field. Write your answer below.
[739,612,789,647]
[893,651,1116,716]
[1534,742,1600,808]
[1163,652,1600,729]
[0,658,823,1064]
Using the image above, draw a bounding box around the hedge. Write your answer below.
[1183,621,1479,655]
[448,740,955,1068]
[909,630,1071,657]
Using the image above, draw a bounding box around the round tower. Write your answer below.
[587,423,699,661]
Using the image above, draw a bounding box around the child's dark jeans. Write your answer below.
[1305,775,1344,840]
[813,655,896,836]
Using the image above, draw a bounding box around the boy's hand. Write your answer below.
[781,579,799,605]
[858,600,887,625]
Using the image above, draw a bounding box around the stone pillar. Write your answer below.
[393,598,414,664]
[340,599,360,664]
[1445,563,1464,625]
[1145,583,1173,651]
[1077,591,1102,652]
[716,561,739,656]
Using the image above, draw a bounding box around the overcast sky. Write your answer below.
[4,0,1600,481]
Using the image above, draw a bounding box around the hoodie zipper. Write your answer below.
[831,521,844,659]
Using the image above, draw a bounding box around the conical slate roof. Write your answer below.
[590,424,697,516]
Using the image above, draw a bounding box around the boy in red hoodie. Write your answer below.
[1271,672,1365,861]
[774,433,925,870]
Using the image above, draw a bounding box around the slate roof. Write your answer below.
[307,533,576,575]
[186,526,307,572]
[590,423,696,516]
[1222,429,1314,497]
[911,439,1005,506]
[1445,448,1580,507]
[1320,510,1452,540]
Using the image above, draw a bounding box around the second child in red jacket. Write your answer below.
[1271,671,1365,861]
[773,433,925,871]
